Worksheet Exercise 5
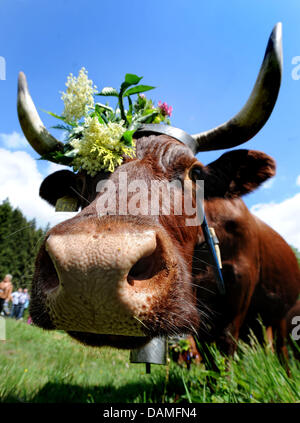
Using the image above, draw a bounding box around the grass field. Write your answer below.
[0,318,299,403]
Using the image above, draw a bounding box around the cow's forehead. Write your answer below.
[109,135,198,181]
[135,134,196,165]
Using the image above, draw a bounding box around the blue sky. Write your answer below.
[0,0,300,247]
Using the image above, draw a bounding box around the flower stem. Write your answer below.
[118,93,127,125]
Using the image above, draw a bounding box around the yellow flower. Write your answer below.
[61,68,97,123]
[70,116,136,176]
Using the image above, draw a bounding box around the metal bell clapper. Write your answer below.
[130,337,168,374]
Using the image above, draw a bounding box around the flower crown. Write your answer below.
[43,68,172,176]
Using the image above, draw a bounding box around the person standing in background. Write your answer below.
[10,287,22,319]
[17,288,30,320]
[0,275,13,315]
[3,300,10,316]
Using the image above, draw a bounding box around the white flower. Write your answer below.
[61,67,97,123]
[70,116,135,175]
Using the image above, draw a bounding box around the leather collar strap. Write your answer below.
[135,123,225,295]
[136,124,197,154]
[201,213,226,295]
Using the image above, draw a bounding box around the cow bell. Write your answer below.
[130,337,167,373]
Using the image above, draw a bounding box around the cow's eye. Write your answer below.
[189,166,203,181]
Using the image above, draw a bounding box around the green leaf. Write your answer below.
[120,74,143,95]
[50,124,73,131]
[128,122,141,132]
[94,104,105,124]
[122,129,136,146]
[42,110,76,126]
[96,87,119,97]
[64,148,79,158]
[43,110,65,120]
[40,151,73,166]
[134,111,159,124]
[94,102,114,113]
[100,113,108,124]
[123,85,155,97]
[126,96,133,124]
[124,74,143,85]
[128,111,159,131]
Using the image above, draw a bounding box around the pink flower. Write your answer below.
[158,101,173,117]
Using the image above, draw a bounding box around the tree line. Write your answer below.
[291,246,300,268]
[0,199,48,290]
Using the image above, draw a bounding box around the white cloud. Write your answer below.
[0,132,27,149]
[251,193,300,250]
[0,148,76,229]
[261,177,275,190]
[47,162,70,175]
[296,175,300,187]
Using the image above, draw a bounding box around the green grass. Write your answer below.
[0,318,299,403]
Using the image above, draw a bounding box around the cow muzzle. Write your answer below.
[42,221,173,336]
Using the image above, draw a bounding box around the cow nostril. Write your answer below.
[127,240,164,285]
[128,254,155,281]
[38,249,60,293]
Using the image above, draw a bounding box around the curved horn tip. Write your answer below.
[18,71,28,93]
[265,22,283,61]
[273,22,282,40]
[17,70,62,156]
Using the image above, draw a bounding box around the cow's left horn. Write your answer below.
[192,22,283,152]
[17,72,63,156]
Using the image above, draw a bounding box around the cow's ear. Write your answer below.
[39,170,83,207]
[203,149,276,198]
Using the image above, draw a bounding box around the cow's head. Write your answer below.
[17,24,281,349]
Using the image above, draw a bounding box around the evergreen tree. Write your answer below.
[291,246,300,268]
[0,199,47,291]
[0,199,14,276]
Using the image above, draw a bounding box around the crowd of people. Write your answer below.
[0,274,30,320]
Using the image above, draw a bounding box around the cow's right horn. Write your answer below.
[17,72,63,156]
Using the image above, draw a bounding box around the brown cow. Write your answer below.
[17,23,300,356]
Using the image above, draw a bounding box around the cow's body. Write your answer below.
[194,198,300,354]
